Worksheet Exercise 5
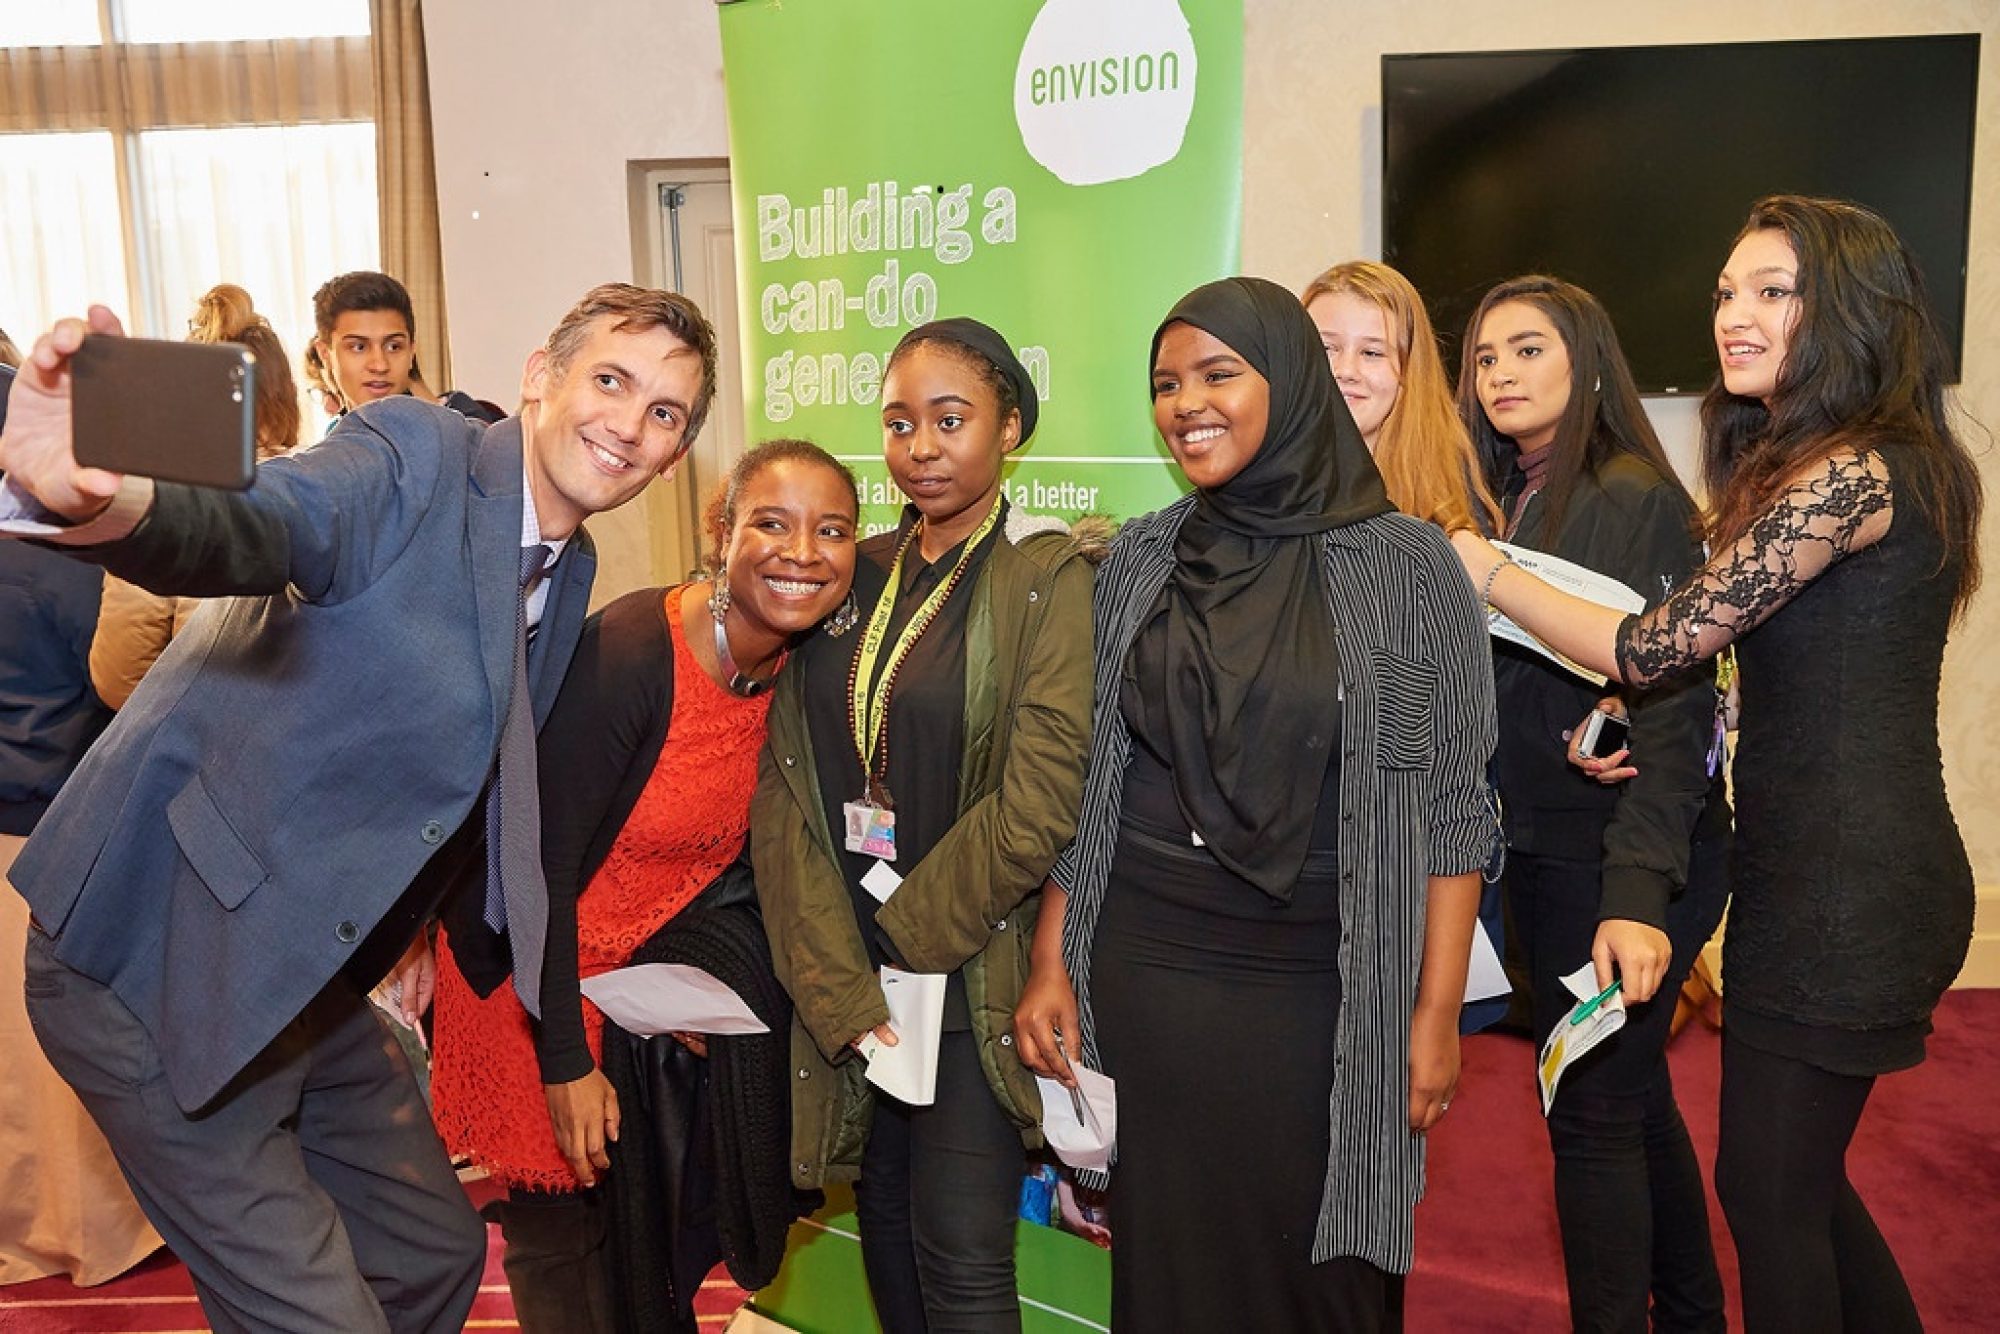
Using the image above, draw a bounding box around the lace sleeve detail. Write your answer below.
[1614,449,1895,688]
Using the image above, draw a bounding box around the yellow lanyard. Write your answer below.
[847,496,1004,803]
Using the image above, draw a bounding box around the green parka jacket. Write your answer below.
[750,511,1103,1189]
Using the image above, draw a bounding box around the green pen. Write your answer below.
[1569,978,1623,1025]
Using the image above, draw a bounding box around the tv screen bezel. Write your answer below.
[1380,34,1980,393]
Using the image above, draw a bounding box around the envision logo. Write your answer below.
[1014,0,1198,186]
[1026,50,1184,105]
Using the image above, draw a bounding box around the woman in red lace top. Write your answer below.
[428,439,861,1331]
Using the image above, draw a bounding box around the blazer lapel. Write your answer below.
[469,419,526,729]
[528,532,595,725]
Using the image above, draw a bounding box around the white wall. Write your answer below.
[423,1,728,600]
[423,3,727,398]
[424,0,2000,971]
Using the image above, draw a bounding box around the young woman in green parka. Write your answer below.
[750,318,1101,1334]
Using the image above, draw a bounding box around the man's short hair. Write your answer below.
[544,284,720,451]
[312,271,417,340]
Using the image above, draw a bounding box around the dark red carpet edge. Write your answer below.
[1409,987,2000,1332]
[0,1175,750,1332]
[6,990,1997,1330]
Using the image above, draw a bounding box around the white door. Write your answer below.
[589,166,742,608]
[644,169,742,590]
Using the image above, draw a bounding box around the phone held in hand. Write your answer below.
[72,335,256,490]
[1577,709,1631,759]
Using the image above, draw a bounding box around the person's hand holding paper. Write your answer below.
[1487,541,1646,686]
[857,967,947,1106]
[1036,1063,1117,1172]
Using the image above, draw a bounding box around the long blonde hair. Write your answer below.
[1302,261,1503,533]
[188,283,300,459]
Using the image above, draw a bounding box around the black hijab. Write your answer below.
[1134,276,1391,897]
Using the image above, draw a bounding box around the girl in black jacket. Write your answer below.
[1459,277,1729,1334]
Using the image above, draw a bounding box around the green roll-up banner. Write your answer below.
[720,0,1244,534]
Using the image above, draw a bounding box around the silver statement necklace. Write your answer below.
[712,615,780,698]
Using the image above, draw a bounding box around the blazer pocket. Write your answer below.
[166,774,270,911]
[1370,648,1437,770]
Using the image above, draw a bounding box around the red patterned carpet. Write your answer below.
[1410,986,2000,1332]
[0,1176,750,1333]
[4,989,1997,1331]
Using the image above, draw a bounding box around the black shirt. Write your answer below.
[1117,599,1345,856]
[805,506,1000,1030]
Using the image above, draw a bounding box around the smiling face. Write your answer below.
[881,342,1018,546]
[319,308,416,410]
[1306,290,1402,449]
[1714,227,1800,407]
[1151,322,1271,490]
[721,456,859,639]
[519,316,705,540]
[1472,299,1572,453]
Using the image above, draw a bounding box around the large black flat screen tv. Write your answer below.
[1382,35,1979,392]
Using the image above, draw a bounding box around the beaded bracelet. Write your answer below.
[1479,550,1514,606]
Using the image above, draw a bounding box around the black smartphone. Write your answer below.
[1578,710,1631,759]
[72,335,256,490]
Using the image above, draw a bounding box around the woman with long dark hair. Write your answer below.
[1459,275,1729,1333]
[1454,196,1982,1332]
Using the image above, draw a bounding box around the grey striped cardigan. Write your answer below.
[1050,493,1497,1275]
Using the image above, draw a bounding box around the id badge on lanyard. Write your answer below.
[843,799,898,859]
[844,497,1004,862]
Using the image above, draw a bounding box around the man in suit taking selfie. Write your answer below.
[0,283,715,1332]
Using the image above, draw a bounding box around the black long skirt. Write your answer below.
[1092,819,1399,1333]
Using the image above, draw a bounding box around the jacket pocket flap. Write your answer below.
[166,775,269,911]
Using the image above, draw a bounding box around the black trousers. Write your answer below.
[1714,1033,1922,1333]
[1509,839,1728,1334]
[24,929,485,1334]
[855,1028,1024,1334]
[491,1187,615,1334]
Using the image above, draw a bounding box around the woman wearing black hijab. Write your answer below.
[1015,278,1497,1330]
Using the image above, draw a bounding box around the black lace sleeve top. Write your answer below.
[1614,445,1972,1072]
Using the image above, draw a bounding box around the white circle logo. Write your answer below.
[1014,0,1199,187]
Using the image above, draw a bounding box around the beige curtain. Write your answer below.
[369,0,451,391]
[0,36,376,350]
[0,38,372,133]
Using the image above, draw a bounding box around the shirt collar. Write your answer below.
[521,457,570,569]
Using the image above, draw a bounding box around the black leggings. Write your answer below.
[1509,846,1727,1334]
[854,1028,1024,1334]
[1714,1032,1922,1332]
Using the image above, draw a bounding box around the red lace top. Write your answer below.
[430,586,772,1190]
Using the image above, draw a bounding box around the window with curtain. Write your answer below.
[0,1,378,437]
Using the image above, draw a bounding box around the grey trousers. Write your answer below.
[24,928,485,1333]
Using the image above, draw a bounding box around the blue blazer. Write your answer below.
[10,399,595,1112]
